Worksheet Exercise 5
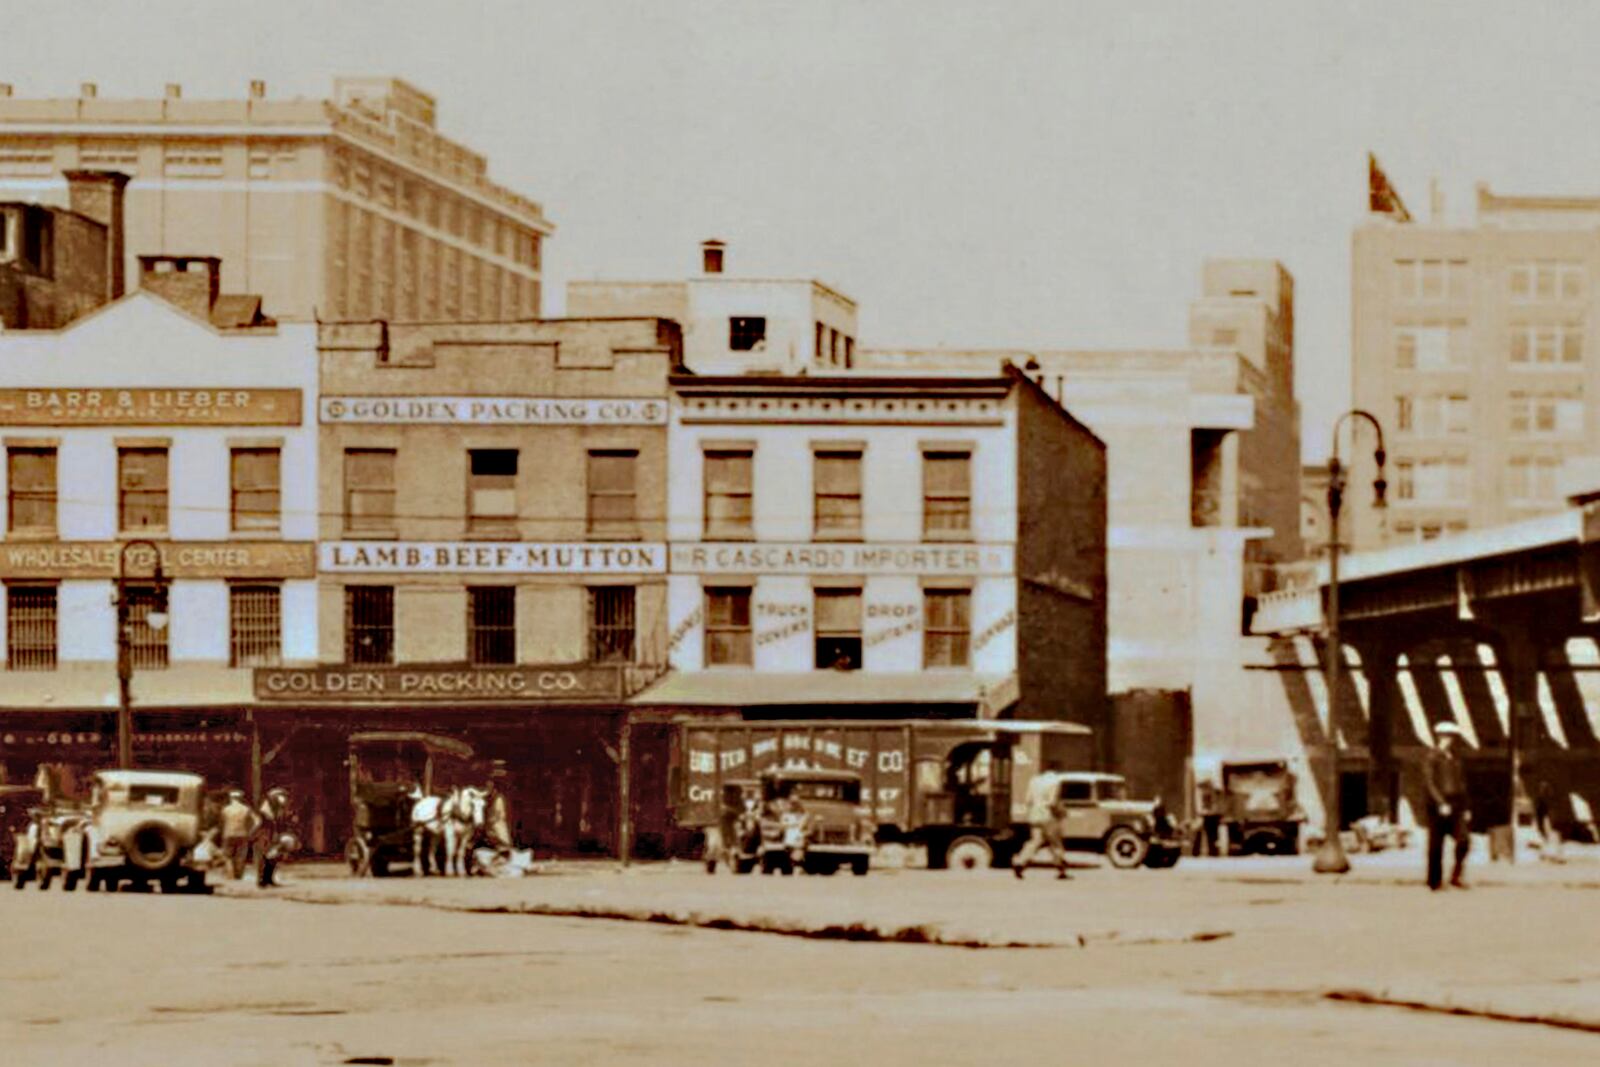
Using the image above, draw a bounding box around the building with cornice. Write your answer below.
[0,77,550,324]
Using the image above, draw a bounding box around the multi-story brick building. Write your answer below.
[254,316,681,857]
[1351,165,1600,548]
[0,77,549,324]
[0,261,316,798]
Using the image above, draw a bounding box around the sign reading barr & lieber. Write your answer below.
[319,396,666,425]
[0,388,301,425]
[321,541,667,574]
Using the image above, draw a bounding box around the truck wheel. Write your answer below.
[1105,827,1150,869]
[945,836,995,872]
[850,856,870,876]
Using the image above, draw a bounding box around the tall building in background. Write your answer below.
[0,77,550,324]
[1351,161,1600,549]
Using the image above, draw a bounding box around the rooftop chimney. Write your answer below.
[138,255,222,321]
[79,82,97,99]
[249,79,266,99]
[702,239,726,275]
[63,170,131,301]
[164,83,182,100]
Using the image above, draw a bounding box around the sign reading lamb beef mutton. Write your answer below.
[319,396,666,425]
[254,665,624,703]
[320,541,667,575]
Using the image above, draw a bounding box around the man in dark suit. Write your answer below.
[1424,722,1471,890]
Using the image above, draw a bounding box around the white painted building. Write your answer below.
[0,290,317,741]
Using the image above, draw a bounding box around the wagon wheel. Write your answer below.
[345,836,373,877]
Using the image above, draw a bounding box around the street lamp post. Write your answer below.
[1314,410,1387,875]
[114,540,170,769]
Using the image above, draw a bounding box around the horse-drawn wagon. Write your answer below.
[344,731,480,877]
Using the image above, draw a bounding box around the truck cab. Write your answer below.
[756,769,874,876]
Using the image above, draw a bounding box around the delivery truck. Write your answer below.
[675,717,1112,870]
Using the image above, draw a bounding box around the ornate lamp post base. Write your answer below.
[1312,834,1351,874]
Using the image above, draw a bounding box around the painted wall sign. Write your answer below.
[670,542,1013,576]
[319,396,666,425]
[0,388,301,425]
[320,541,667,575]
[0,541,316,579]
[253,665,624,703]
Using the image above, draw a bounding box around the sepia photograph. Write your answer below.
[1,2,1598,1064]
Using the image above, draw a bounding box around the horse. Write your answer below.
[439,786,488,877]
[406,786,445,877]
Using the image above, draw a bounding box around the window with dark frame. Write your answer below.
[922,452,972,538]
[229,584,281,667]
[813,450,863,539]
[468,586,516,665]
[814,588,863,670]
[589,586,636,664]
[345,585,394,664]
[118,447,168,531]
[468,449,519,534]
[6,583,57,671]
[705,587,752,666]
[344,448,396,533]
[923,588,972,668]
[587,450,637,534]
[230,448,281,532]
[125,585,168,670]
[703,450,753,539]
[729,316,766,352]
[6,446,56,533]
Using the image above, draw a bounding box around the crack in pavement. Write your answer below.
[1322,989,1600,1035]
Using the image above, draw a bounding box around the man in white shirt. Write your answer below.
[1012,765,1070,880]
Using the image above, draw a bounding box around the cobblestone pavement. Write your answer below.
[3,846,1597,1065]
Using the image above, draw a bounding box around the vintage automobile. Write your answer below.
[751,768,874,877]
[11,801,90,890]
[1048,771,1183,870]
[0,785,45,879]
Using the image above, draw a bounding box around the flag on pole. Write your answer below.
[1369,153,1411,221]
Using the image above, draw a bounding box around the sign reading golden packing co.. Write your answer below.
[319,396,665,425]
[254,664,624,702]
[0,541,316,579]
[0,388,301,425]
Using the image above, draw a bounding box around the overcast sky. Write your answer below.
[8,1,1600,458]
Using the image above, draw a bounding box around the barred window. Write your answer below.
[468,586,516,665]
[705,587,752,667]
[814,450,863,539]
[467,450,518,534]
[923,589,972,668]
[922,452,972,538]
[125,586,169,670]
[6,584,57,671]
[814,588,863,671]
[703,450,753,539]
[7,446,56,533]
[587,450,637,534]
[345,586,394,664]
[344,449,396,533]
[118,448,168,532]
[589,586,636,664]
[229,585,281,667]
[230,448,281,532]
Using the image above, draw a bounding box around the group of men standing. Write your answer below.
[214,787,297,888]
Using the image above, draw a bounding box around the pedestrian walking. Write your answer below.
[255,786,298,889]
[1424,722,1471,890]
[1012,764,1070,880]
[219,789,258,880]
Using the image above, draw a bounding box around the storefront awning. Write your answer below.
[629,671,1014,709]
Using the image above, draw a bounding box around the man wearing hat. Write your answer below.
[1423,721,1471,890]
[218,789,259,881]
[255,786,298,889]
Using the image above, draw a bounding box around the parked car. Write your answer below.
[0,785,45,879]
[1050,772,1183,869]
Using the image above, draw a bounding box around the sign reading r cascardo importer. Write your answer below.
[254,664,624,703]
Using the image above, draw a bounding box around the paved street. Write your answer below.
[4,848,1599,1066]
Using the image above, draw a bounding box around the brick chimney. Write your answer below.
[138,255,221,320]
[63,169,130,301]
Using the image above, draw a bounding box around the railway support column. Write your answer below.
[1348,633,1403,823]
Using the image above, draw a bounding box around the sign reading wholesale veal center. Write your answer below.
[253,665,623,702]
[0,388,302,425]
[319,396,666,425]
[0,541,316,579]
[669,542,1015,576]
[320,541,667,574]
